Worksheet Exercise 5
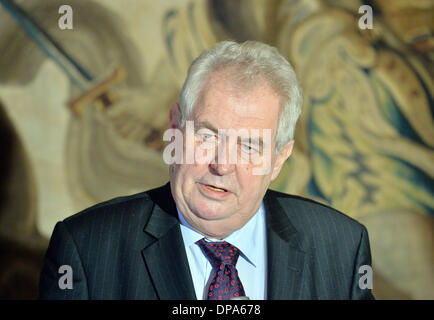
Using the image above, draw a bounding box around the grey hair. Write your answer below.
[178,40,302,153]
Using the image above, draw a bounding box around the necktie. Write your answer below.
[196,238,246,300]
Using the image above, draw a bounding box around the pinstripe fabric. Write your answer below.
[39,183,374,300]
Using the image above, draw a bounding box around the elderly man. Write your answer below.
[39,41,374,300]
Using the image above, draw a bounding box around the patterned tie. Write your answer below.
[196,238,246,300]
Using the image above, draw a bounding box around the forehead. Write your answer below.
[192,72,281,131]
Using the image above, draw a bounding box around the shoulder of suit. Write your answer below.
[266,189,366,235]
[62,188,156,232]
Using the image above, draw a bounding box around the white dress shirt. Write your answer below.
[177,203,267,300]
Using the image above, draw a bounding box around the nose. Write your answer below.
[209,161,235,176]
[208,141,235,176]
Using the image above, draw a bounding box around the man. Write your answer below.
[39,41,374,300]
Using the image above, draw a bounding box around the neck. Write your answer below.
[177,206,261,241]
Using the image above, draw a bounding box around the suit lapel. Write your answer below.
[264,190,307,300]
[141,183,196,300]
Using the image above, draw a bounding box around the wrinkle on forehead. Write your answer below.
[197,68,282,120]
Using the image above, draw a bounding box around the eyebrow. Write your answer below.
[195,121,265,148]
[195,121,219,133]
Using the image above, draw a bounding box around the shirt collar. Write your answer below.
[177,203,265,268]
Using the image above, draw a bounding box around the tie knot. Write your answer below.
[196,238,241,267]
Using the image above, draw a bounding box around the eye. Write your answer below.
[196,131,216,142]
[241,144,258,153]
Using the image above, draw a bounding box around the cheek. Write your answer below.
[176,164,206,189]
[237,165,270,194]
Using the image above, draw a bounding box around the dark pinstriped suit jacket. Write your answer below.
[39,183,374,299]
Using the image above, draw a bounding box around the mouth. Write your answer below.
[198,182,231,198]
[204,184,228,192]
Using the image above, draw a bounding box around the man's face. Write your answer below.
[170,72,294,239]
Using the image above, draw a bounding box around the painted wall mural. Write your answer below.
[0,0,432,299]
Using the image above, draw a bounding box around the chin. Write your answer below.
[191,198,231,221]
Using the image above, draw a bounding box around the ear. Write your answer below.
[270,140,294,181]
[169,102,181,129]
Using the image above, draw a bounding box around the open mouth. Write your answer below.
[204,184,228,192]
